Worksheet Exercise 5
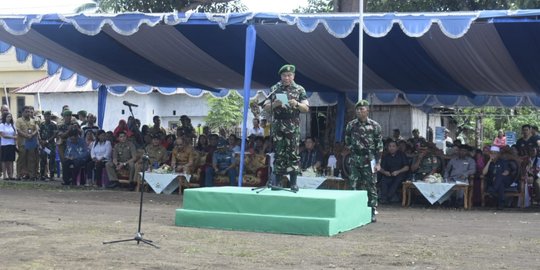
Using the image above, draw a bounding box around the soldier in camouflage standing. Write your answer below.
[39,111,58,181]
[345,100,383,222]
[263,64,309,192]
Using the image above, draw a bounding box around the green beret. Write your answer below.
[278,64,295,75]
[62,110,72,116]
[43,111,51,116]
[355,99,370,108]
[77,110,87,117]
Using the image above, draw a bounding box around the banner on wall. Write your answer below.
[505,131,516,146]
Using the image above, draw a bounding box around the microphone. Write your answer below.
[123,100,138,107]
[257,89,279,106]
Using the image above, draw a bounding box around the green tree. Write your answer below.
[294,0,540,13]
[450,107,540,147]
[75,0,246,13]
[204,91,244,135]
[366,0,540,12]
[293,0,334,13]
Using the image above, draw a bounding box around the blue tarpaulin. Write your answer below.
[3,10,540,185]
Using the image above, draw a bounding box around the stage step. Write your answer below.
[175,187,372,236]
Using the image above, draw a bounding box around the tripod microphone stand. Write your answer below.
[252,177,296,193]
[103,155,159,248]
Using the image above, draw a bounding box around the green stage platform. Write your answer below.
[175,187,371,236]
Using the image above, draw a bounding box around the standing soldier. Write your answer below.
[16,106,40,180]
[105,131,137,189]
[56,110,74,162]
[39,111,58,181]
[345,100,383,222]
[263,64,309,191]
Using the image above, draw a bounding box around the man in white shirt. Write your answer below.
[248,118,263,137]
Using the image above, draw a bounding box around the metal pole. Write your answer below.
[3,83,9,108]
[358,0,364,101]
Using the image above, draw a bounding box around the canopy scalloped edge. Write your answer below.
[1,11,540,96]
[0,12,500,39]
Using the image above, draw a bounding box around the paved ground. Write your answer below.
[1,180,539,270]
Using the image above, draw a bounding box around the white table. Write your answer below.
[296,176,346,189]
[402,181,471,208]
[140,172,191,194]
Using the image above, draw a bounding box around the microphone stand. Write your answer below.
[126,105,135,119]
[103,155,158,248]
[252,90,296,194]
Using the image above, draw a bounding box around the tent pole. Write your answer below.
[37,88,42,113]
[238,25,257,187]
[3,83,9,109]
[358,0,364,101]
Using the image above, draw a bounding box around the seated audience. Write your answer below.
[444,145,476,182]
[145,134,169,170]
[195,134,208,152]
[62,130,90,185]
[411,142,440,181]
[134,134,170,186]
[482,146,516,209]
[87,130,112,187]
[228,134,241,153]
[105,131,137,189]
[171,136,195,174]
[299,137,323,173]
[250,136,265,155]
[205,140,237,186]
[378,140,409,203]
[85,130,96,150]
[524,147,540,205]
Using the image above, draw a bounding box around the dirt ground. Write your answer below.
[1,180,539,270]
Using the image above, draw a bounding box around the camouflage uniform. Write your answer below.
[270,81,307,177]
[345,115,383,208]
[39,120,58,179]
[412,153,439,180]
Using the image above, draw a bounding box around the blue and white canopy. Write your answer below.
[1,10,540,100]
[4,10,540,186]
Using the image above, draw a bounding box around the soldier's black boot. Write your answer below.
[289,171,299,192]
[371,207,377,223]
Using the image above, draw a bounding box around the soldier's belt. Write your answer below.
[354,149,371,155]
[274,113,300,120]
[274,115,295,120]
